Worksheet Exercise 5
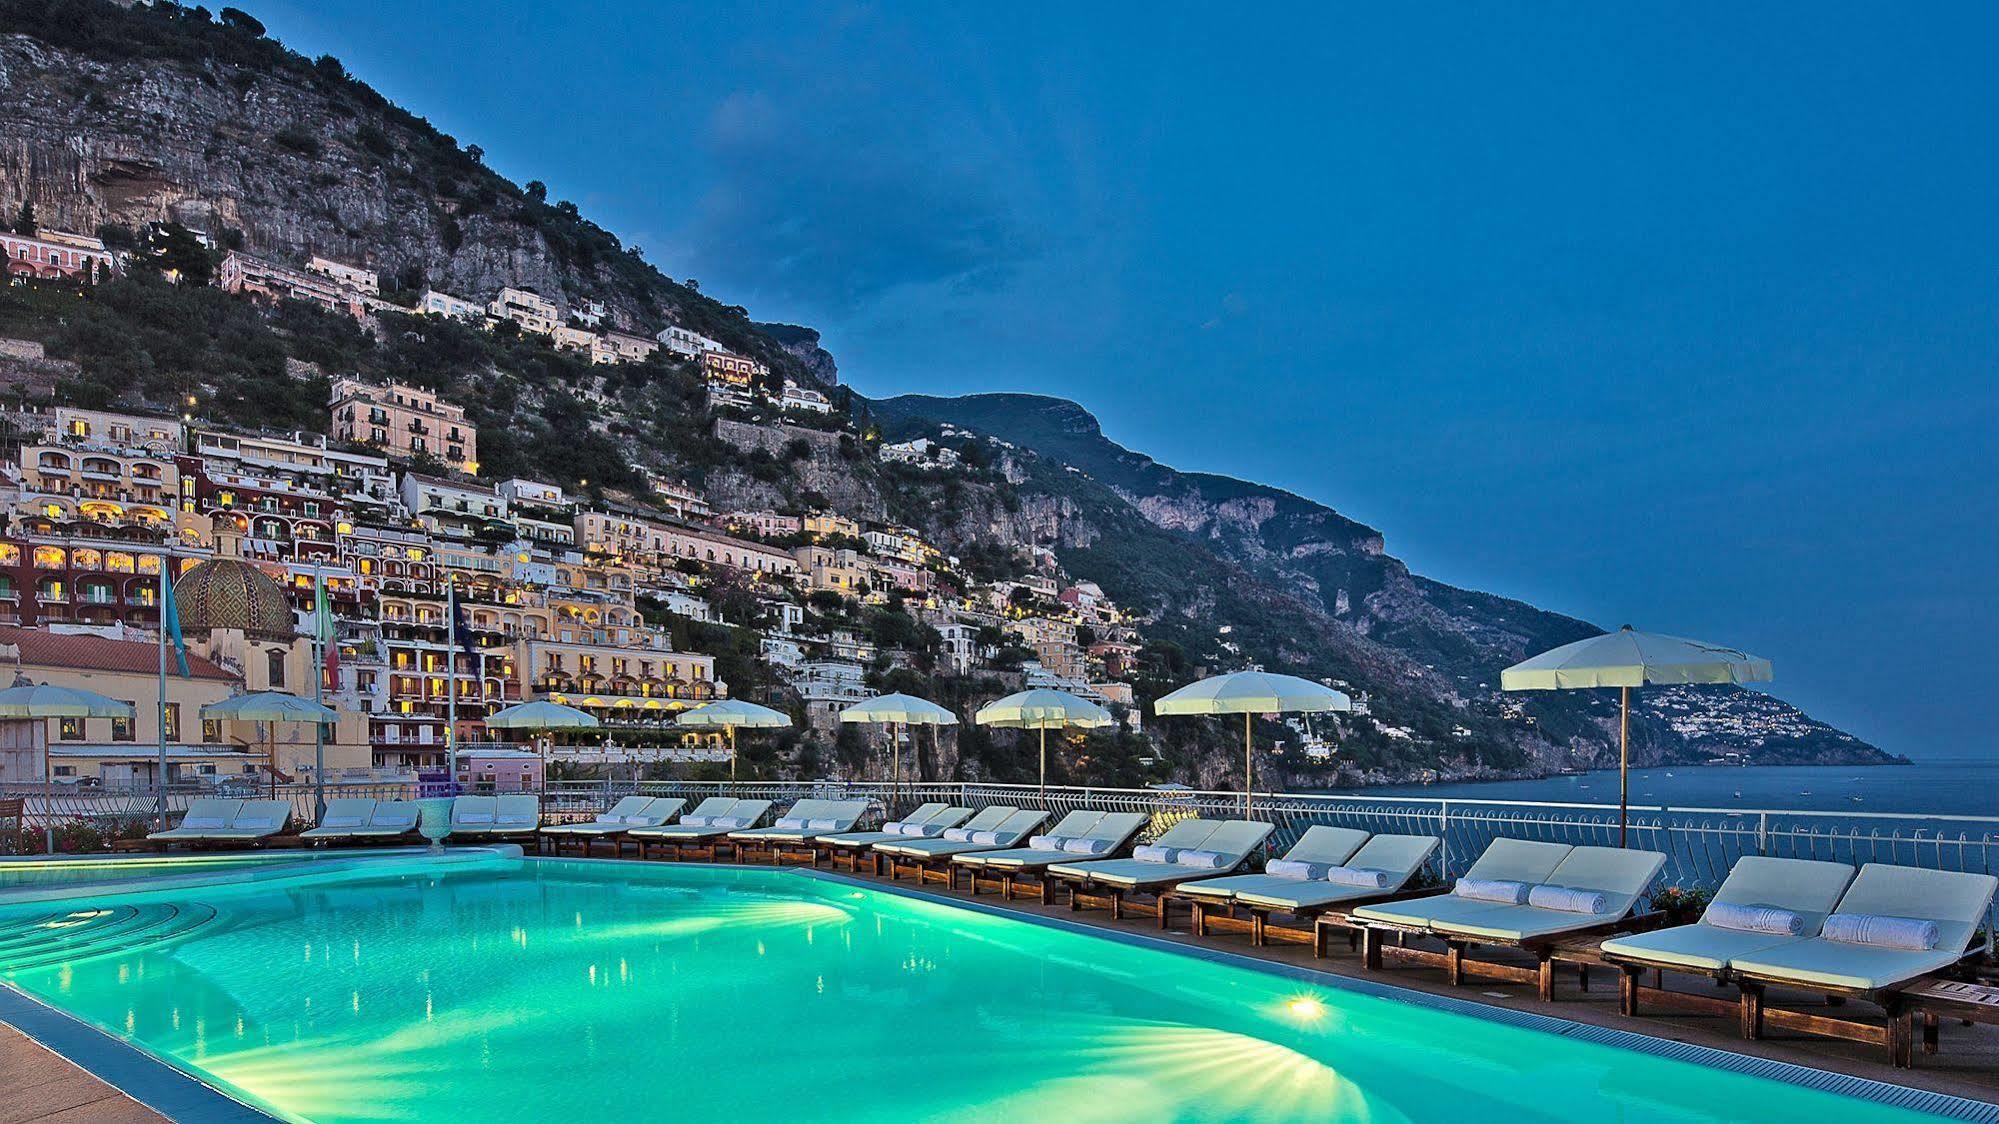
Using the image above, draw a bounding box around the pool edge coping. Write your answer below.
[778,864,1999,1123]
[0,981,280,1123]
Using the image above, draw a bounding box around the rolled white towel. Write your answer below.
[1133,844,1181,864]
[806,818,839,831]
[710,816,753,830]
[1266,858,1330,881]
[1177,850,1229,869]
[1823,912,1940,951]
[1322,866,1391,890]
[1028,834,1063,850]
[969,830,1000,845]
[908,824,945,837]
[881,821,909,835]
[1527,884,1608,915]
[1452,878,1530,905]
[1062,837,1112,856]
[942,827,975,842]
[678,815,709,827]
[775,817,807,830]
[1703,902,1805,936]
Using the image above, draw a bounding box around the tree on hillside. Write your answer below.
[218,7,265,36]
[138,223,213,286]
[11,201,34,236]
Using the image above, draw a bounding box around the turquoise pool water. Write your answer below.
[0,853,313,894]
[0,856,1959,1123]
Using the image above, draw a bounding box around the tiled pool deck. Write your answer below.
[5,852,1997,1121]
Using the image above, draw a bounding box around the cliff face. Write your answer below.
[0,7,811,382]
[872,393,1900,775]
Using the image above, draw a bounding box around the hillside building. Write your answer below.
[328,378,478,472]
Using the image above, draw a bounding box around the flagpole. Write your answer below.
[155,558,169,831]
[312,565,326,821]
[446,578,458,794]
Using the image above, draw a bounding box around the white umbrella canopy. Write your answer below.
[1503,625,1773,844]
[486,700,601,731]
[200,691,339,723]
[676,700,792,780]
[1155,671,1352,816]
[974,689,1112,791]
[839,693,959,726]
[0,683,135,718]
[840,693,957,798]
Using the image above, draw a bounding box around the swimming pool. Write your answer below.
[0,855,1980,1123]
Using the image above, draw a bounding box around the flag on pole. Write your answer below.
[159,564,190,677]
[314,570,339,680]
[449,587,479,660]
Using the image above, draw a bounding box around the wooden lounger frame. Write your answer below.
[632,833,738,862]
[1171,885,1439,949]
[1357,910,1666,1002]
[883,852,968,888]
[732,838,824,866]
[1061,873,1222,925]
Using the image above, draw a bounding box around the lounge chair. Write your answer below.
[147,798,245,845]
[729,799,872,864]
[301,799,423,844]
[954,811,1151,900]
[817,804,973,872]
[539,797,687,856]
[627,798,772,860]
[1355,841,1666,999]
[873,808,1046,886]
[1600,856,1856,1018]
[1050,818,1276,923]
[1163,825,1367,929]
[148,798,293,847]
[448,794,540,840]
[1726,864,1998,1066]
[1175,830,1442,949]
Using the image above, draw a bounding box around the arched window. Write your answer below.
[0,544,18,566]
[267,649,286,688]
[35,577,65,602]
[78,578,114,604]
[105,552,135,573]
[32,547,65,570]
[72,548,102,570]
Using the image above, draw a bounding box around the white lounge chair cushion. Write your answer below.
[1704,902,1804,936]
[1527,885,1608,915]
[321,816,365,829]
[1454,878,1529,905]
[1600,924,1811,973]
[181,816,227,830]
[1823,913,1940,951]
[776,817,807,829]
[1731,940,1968,992]
[1266,859,1330,881]
[458,811,495,825]
[1061,837,1111,856]
[1133,844,1181,864]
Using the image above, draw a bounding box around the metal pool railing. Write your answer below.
[9,778,1998,901]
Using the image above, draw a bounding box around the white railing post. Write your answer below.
[1438,799,1450,878]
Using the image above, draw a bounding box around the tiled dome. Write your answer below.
[173,557,296,639]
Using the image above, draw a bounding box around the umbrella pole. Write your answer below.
[1244,712,1253,819]
[1619,686,1630,847]
[1039,725,1047,794]
[41,721,52,854]
[891,721,900,806]
[729,725,738,782]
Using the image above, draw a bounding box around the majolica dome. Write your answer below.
[173,556,296,639]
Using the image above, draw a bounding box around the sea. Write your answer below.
[1329,756,1999,819]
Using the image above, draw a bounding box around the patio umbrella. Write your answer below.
[1502,625,1772,845]
[487,700,602,783]
[676,699,791,780]
[1154,671,1351,817]
[0,682,135,851]
[201,691,339,799]
[973,689,1112,792]
[839,693,957,799]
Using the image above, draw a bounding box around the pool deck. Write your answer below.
[0,1023,165,1124]
[4,849,1997,1120]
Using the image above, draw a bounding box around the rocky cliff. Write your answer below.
[0,2,812,382]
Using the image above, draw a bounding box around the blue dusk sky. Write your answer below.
[251,3,1998,761]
